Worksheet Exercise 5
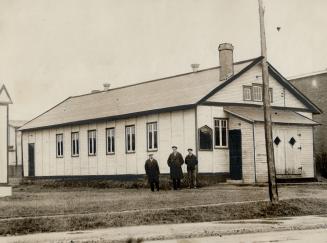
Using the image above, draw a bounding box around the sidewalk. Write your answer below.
[1,214,327,243]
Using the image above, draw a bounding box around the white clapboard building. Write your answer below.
[19,44,321,183]
[0,84,13,196]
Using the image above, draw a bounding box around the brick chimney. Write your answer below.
[218,43,234,81]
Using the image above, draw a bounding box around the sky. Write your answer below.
[1,0,327,121]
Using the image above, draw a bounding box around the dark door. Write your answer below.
[229,129,242,180]
[28,143,35,177]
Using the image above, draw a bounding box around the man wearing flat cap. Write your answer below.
[185,148,198,189]
[145,154,160,192]
[167,146,184,190]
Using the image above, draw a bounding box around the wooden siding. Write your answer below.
[207,64,307,109]
[196,105,229,173]
[0,105,8,183]
[254,123,314,182]
[22,109,196,177]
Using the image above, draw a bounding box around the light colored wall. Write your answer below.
[8,126,16,165]
[0,105,8,183]
[207,64,307,109]
[196,105,229,173]
[22,109,196,177]
[8,127,23,166]
[254,123,314,182]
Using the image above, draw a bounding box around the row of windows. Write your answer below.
[55,119,228,158]
[56,122,158,158]
[243,84,273,103]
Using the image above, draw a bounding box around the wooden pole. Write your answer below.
[258,0,279,203]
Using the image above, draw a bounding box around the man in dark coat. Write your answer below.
[167,146,184,190]
[145,154,160,192]
[185,148,198,189]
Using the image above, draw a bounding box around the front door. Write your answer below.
[229,129,242,180]
[28,143,35,177]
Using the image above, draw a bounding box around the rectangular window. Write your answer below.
[106,128,115,154]
[243,86,252,101]
[71,132,79,157]
[125,125,136,153]
[269,88,273,103]
[252,85,262,101]
[88,130,96,156]
[147,122,158,151]
[214,119,228,148]
[56,134,64,157]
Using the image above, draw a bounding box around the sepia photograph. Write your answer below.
[0,0,327,242]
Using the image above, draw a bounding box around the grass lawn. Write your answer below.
[1,183,327,235]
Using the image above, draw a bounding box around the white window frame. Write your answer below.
[71,132,79,157]
[214,119,228,148]
[243,86,252,101]
[106,128,115,154]
[147,122,158,151]
[56,134,64,158]
[88,130,97,156]
[125,125,136,153]
[252,84,263,101]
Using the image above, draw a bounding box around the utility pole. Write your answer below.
[258,0,279,203]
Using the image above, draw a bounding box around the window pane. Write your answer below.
[94,138,96,154]
[253,86,262,101]
[154,131,158,149]
[222,127,227,146]
[127,133,131,151]
[215,127,220,146]
[149,131,152,149]
[89,138,92,154]
[112,136,115,152]
[76,140,79,154]
[243,87,252,101]
[132,133,135,151]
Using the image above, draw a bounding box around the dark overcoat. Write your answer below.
[167,152,184,179]
[145,159,160,181]
[185,154,198,170]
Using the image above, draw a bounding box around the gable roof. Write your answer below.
[0,84,13,105]
[197,59,321,115]
[20,58,258,131]
[20,56,321,131]
[268,63,322,114]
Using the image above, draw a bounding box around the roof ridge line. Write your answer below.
[70,57,260,99]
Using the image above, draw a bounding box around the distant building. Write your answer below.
[20,43,321,183]
[289,71,327,153]
[8,120,26,178]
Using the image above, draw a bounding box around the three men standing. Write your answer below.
[144,146,198,191]
[167,146,184,190]
[144,154,160,192]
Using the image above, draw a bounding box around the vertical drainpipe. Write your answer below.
[6,104,9,184]
[252,122,257,183]
[195,106,198,157]
[21,131,24,177]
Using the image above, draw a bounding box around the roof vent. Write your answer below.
[103,83,111,91]
[191,64,200,72]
